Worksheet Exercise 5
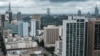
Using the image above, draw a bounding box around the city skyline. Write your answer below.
[0,0,100,14]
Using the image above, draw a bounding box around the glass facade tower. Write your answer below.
[62,16,87,56]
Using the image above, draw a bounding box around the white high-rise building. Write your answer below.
[30,19,37,37]
[18,21,28,37]
[62,16,87,56]
[30,15,41,37]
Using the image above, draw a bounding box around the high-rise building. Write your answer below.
[44,25,59,47]
[87,19,100,56]
[17,12,22,21]
[62,16,87,56]
[8,2,12,23]
[77,10,81,16]
[95,6,99,16]
[0,15,7,56]
[0,33,6,56]
[1,15,5,27]
[47,8,50,16]
[18,21,28,37]
[30,15,41,37]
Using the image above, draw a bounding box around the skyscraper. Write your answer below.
[87,19,100,56]
[8,2,12,23]
[77,10,81,16]
[95,6,99,16]
[47,8,50,16]
[0,15,7,56]
[44,25,59,47]
[1,15,5,27]
[18,21,29,37]
[0,33,6,56]
[30,15,41,37]
[17,12,22,21]
[62,16,87,56]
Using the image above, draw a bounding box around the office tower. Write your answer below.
[0,33,6,56]
[62,16,87,56]
[95,6,99,16]
[17,12,22,21]
[8,2,12,23]
[77,10,81,16]
[47,8,50,16]
[30,15,41,37]
[18,21,28,37]
[1,15,5,27]
[87,19,100,56]
[44,25,59,47]
[0,15,7,56]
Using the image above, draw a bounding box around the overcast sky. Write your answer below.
[0,0,100,14]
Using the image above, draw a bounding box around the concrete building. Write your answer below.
[58,26,63,39]
[62,16,87,56]
[18,21,28,37]
[3,30,10,38]
[4,37,38,56]
[30,14,41,37]
[87,19,100,56]
[44,25,59,47]
[54,41,62,56]
[5,37,37,50]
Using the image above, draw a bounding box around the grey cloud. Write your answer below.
[0,0,8,2]
[0,0,100,14]
[49,0,87,2]
[49,0,100,2]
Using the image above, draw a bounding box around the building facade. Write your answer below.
[18,21,28,37]
[87,19,100,56]
[44,25,59,47]
[54,41,62,56]
[8,2,12,23]
[62,16,87,56]
[30,15,41,37]
[5,37,38,56]
[95,6,99,17]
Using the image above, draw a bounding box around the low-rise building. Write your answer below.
[5,37,38,56]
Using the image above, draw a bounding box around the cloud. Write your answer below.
[0,0,100,14]
[49,0,87,2]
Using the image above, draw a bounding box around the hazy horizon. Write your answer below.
[0,0,100,14]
